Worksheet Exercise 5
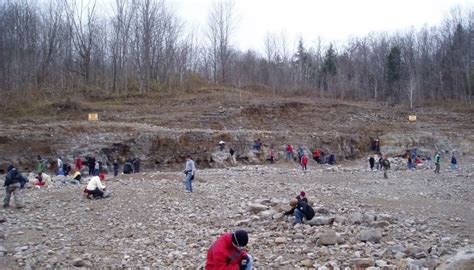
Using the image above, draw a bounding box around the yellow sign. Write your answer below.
[409,115,416,122]
[88,113,99,121]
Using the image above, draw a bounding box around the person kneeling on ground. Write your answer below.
[284,198,315,224]
[84,174,108,199]
[206,229,253,270]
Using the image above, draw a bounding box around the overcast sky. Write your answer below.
[173,0,472,51]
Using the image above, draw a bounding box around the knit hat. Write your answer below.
[99,173,105,181]
[300,191,306,197]
[232,230,248,247]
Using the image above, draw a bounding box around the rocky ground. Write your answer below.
[0,158,473,269]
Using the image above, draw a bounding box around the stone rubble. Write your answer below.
[0,159,472,269]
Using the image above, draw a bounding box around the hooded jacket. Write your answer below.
[4,166,22,186]
[206,233,248,270]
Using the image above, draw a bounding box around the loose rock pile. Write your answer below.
[0,159,472,269]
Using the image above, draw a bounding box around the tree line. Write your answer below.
[0,0,472,108]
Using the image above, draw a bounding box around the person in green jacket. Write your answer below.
[37,156,46,174]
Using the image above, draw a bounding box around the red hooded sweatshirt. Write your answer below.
[206,233,248,270]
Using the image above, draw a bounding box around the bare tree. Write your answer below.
[207,0,237,84]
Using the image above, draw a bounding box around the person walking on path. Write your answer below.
[4,165,24,208]
[183,155,196,193]
[434,152,441,173]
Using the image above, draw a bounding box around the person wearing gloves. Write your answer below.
[284,198,315,224]
[84,174,107,199]
[206,230,253,270]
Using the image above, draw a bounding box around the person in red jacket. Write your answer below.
[74,155,83,172]
[313,148,321,164]
[300,154,308,171]
[286,144,293,160]
[206,230,253,270]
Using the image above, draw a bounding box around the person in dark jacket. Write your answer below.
[328,153,336,165]
[88,156,96,176]
[284,198,315,224]
[123,159,133,174]
[4,165,24,208]
[206,230,253,270]
[369,156,375,170]
[132,158,140,173]
[113,159,120,176]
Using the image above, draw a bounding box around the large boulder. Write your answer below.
[357,229,382,243]
[318,229,337,246]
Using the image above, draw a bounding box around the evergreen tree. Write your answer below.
[386,46,402,101]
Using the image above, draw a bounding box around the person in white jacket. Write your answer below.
[85,174,107,199]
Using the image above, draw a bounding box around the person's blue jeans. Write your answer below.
[184,173,193,192]
[451,164,457,169]
[243,254,253,270]
[94,169,99,176]
[57,168,64,176]
[286,152,291,160]
[294,208,304,224]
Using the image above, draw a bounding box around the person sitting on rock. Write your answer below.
[35,172,52,187]
[296,191,308,203]
[84,174,107,199]
[206,229,253,270]
[284,198,315,225]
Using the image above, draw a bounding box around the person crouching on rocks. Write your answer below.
[84,174,108,199]
[206,229,253,270]
[284,198,315,225]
